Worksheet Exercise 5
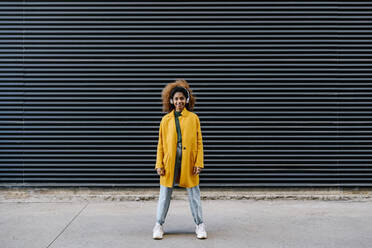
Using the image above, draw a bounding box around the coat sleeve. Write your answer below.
[155,118,164,169]
[194,115,204,168]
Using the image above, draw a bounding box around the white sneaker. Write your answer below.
[195,223,207,239]
[152,222,164,240]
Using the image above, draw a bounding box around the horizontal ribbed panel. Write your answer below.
[1,0,372,187]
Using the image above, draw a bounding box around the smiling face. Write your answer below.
[172,92,187,112]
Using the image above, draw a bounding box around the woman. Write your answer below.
[152,79,207,240]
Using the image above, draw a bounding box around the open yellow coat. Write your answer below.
[155,108,204,188]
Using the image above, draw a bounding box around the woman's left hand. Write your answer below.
[193,166,202,175]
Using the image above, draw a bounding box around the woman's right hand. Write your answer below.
[156,168,165,176]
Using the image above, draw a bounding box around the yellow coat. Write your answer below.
[155,108,204,188]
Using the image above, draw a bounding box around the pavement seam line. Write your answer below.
[45,202,89,248]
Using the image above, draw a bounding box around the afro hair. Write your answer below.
[161,79,196,113]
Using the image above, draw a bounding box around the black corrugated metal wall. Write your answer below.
[1,1,372,187]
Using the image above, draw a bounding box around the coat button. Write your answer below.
[183,147,186,150]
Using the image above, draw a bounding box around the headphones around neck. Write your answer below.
[170,86,190,104]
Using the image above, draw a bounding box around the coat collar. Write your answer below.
[166,108,190,119]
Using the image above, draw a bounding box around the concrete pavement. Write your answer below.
[1,188,372,248]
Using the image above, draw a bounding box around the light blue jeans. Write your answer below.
[156,184,204,225]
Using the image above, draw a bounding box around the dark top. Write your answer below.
[174,110,182,143]
[173,110,183,186]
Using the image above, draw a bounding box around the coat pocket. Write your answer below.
[191,150,197,165]
[163,153,169,166]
